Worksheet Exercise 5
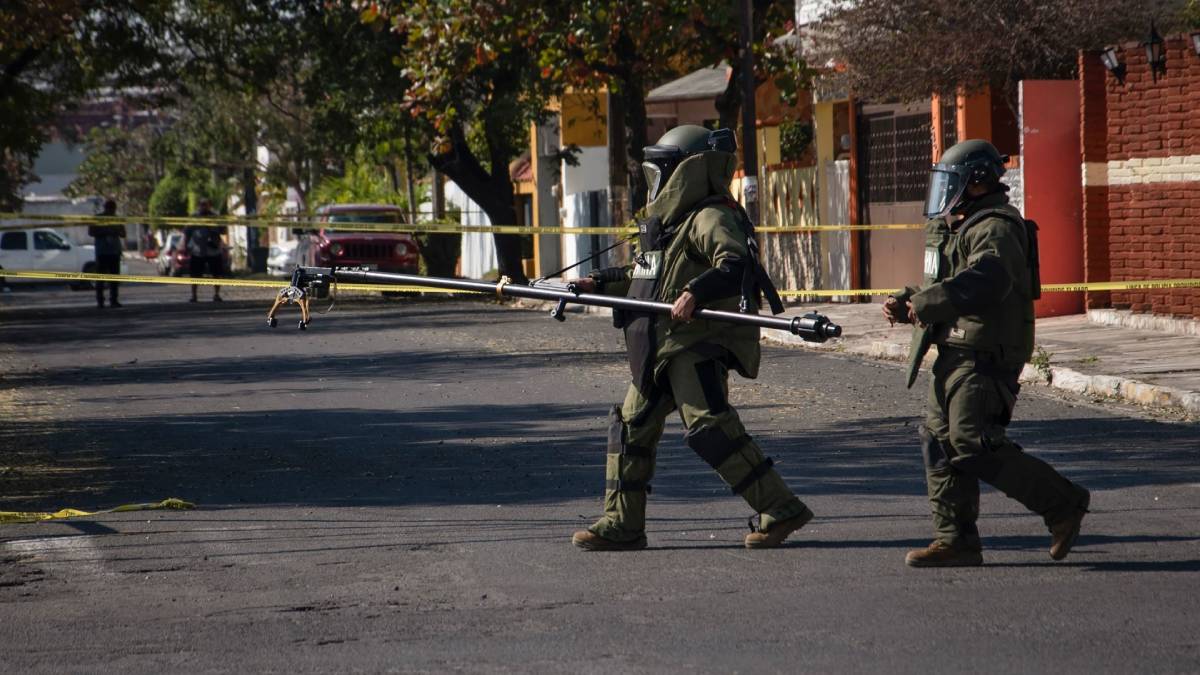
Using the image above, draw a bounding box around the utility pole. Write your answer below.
[738,0,759,225]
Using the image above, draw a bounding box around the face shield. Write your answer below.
[641,146,684,202]
[923,166,969,219]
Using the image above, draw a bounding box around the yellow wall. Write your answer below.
[560,92,607,148]
[813,100,837,225]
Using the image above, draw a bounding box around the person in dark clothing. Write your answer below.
[88,198,126,308]
[183,198,226,302]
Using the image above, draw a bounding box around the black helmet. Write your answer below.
[642,125,737,201]
[923,139,1009,218]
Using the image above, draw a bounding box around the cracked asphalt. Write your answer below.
[1,286,1198,673]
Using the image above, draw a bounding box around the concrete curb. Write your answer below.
[764,330,1200,416]
[1087,308,1200,337]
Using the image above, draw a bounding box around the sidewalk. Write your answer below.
[766,303,1200,417]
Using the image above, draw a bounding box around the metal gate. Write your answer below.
[858,104,933,290]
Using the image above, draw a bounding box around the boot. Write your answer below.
[1049,488,1090,561]
[571,529,647,552]
[905,540,983,567]
[744,505,814,549]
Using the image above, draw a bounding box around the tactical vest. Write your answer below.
[621,197,781,393]
[932,205,1040,367]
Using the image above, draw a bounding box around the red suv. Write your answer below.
[296,204,420,273]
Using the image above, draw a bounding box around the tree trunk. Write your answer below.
[419,168,459,278]
[716,65,742,132]
[427,129,527,283]
[623,69,650,213]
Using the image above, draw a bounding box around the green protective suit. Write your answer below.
[586,151,808,543]
[893,192,1088,549]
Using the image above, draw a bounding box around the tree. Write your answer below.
[369,1,562,283]
[821,0,1189,105]
[65,120,171,214]
[532,1,806,212]
[0,0,173,209]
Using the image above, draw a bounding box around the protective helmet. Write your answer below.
[923,139,1009,218]
[642,125,737,201]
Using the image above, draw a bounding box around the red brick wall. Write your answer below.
[1079,52,1110,309]
[1081,34,1200,318]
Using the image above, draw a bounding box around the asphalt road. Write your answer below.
[1,288,1198,673]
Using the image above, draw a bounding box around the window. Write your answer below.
[1,232,28,250]
[34,230,68,250]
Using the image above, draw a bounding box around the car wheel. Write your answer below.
[71,262,97,291]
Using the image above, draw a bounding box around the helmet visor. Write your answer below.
[923,167,967,218]
[642,162,664,202]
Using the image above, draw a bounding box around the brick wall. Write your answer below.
[1080,34,1200,318]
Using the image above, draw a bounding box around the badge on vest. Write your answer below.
[924,247,941,279]
[950,327,965,339]
[632,250,662,280]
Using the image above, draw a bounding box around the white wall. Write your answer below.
[559,146,610,274]
[444,179,496,279]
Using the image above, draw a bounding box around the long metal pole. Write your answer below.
[298,267,841,341]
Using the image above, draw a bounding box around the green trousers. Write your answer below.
[922,347,1088,549]
[589,348,808,542]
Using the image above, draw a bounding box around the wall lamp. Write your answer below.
[1190,31,1200,57]
[1143,22,1167,82]
[1100,47,1126,84]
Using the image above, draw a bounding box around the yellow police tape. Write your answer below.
[4,269,1200,297]
[0,269,471,294]
[0,497,195,525]
[0,212,922,236]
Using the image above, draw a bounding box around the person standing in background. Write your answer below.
[88,198,125,308]
[183,198,226,302]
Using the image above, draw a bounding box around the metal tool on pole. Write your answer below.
[267,266,843,341]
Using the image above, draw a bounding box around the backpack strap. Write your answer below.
[682,195,785,315]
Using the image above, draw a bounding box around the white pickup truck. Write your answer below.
[0,227,124,285]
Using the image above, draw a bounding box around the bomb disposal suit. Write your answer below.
[572,125,812,551]
[890,139,1090,566]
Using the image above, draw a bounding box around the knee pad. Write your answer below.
[606,406,652,494]
[919,425,950,471]
[685,425,775,496]
[685,424,745,470]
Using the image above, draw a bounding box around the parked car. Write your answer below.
[0,228,125,287]
[295,204,420,274]
[267,239,300,277]
[159,231,231,277]
[156,232,184,276]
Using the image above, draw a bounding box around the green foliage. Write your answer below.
[0,0,174,209]
[148,171,230,217]
[779,119,814,163]
[148,173,191,217]
[1184,0,1200,27]
[65,124,168,215]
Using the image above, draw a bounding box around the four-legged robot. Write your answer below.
[267,268,315,330]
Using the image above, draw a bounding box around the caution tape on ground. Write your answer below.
[4,269,1200,296]
[0,212,922,236]
[0,497,195,524]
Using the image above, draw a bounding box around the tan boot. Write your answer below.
[1049,489,1090,561]
[571,530,647,552]
[905,541,983,567]
[744,505,814,549]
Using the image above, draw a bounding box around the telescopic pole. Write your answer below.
[285,266,842,341]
